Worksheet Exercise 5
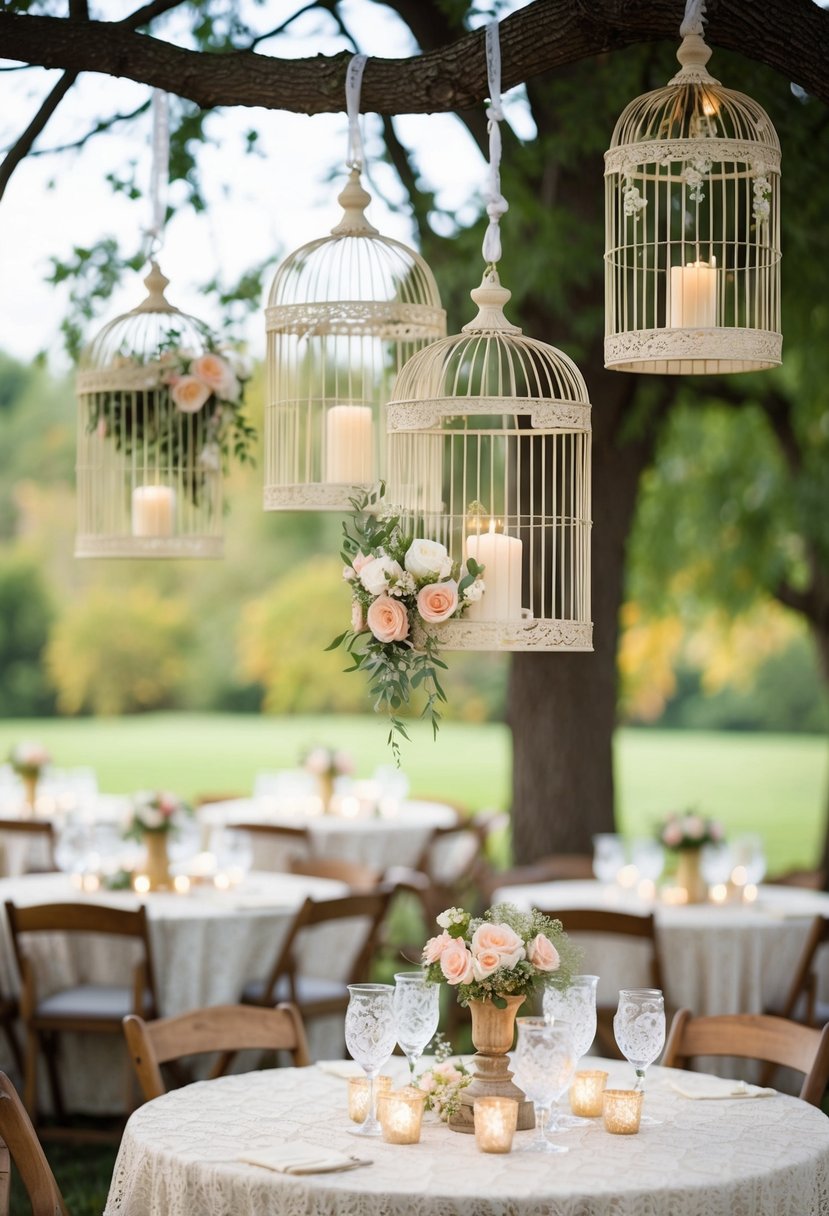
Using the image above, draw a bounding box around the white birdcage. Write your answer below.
[75,262,234,558]
[387,268,592,652]
[263,168,445,511]
[604,17,781,374]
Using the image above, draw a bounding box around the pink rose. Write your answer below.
[434,1061,462,1082]
[423,931,453,964]
[352,553,372,575]
[417,580,459,625]
[418,1072,436,1094]
[351,601,366,633]
[367,595,409,645]
[171,375,211,413]
[440,938,474,986]
[662,824,682,847]
[527,933,560,972]
[471,922,525,961]
[471,948,503,981]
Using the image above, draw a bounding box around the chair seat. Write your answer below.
[242,975,348,1010]
[35,984,153,1021]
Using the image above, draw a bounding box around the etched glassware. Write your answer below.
[393,972,440,1078]
[613,988,665,1124]
[543,974,599,1129]
[512,1017,576,1154]
[344,984,397,1137]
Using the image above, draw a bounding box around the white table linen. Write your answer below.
[104,1057,829,1216]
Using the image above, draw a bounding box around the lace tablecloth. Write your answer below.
[105,1058,829,1216]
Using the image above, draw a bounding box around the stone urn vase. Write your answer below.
[676,848,707,904]
[143,831,170,891]
[448,995,534,1133]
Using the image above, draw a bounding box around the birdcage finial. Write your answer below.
[463,268,521,335]
[330,168,379,237]
[132,260,176,314]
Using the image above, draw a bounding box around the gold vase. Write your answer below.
[676,847,707,904]
[317,772,335,813]
[143,831,170,891]
[21,773,38,817]
[448,995,534,1134]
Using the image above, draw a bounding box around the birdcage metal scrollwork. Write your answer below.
[387,269,593,652]
[604,24,781,374]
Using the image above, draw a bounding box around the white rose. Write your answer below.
[139,806,165,830]
[359,555,404,597]
[496,945,526,972]
[405,538,452,581]
[463,579,485,603]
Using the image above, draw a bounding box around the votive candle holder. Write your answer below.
[348,1074,392,1123]
[602,1089,643,1135]
[474,1097,519,1153]
[377,1086,427,1144]
[569,1070,609,1118]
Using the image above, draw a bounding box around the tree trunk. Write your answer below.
[811,627,829,888]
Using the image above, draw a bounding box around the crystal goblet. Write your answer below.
[344,983,397,1137]
[543,974,598,1128]
[613,987,665,1125]
[393,972,440,1079]
[512,1017,576,1154]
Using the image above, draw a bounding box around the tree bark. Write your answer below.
[1,0,827,111]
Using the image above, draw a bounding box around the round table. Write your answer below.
[199,798,458,872]
[493,880,829,1018]
[0,870,348,1112]
[104,1058,829,1216]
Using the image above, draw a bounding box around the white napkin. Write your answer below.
[670,1076,776,1100]
[239,1146,365,1174]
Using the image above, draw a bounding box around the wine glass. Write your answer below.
[613,988,665,1124]
[512,1017,577,1153]
[592,834,625,885]
[344,983,397,1136]
[393,972,440,1079]
[543,975,599,1128]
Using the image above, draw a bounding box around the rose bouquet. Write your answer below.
[8,741,51,779]
[124,791,189,840]
[422,903,578,1008]
[658,810,724,851]
[329,485,485,760]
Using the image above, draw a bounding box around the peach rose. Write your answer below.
[423,931,453,964]
[471,922,525,961]
[440,938,474,986]
[367,595,409,645]
[171,375,211,414]
[471,948,503,981]
[527,933,560,972]
[417,580,459,625]
[351,601,366,633]
[352,553,372,575]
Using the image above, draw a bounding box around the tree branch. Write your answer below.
[1,0,826,114]
[0,71,77,202]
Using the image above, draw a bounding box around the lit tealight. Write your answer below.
[474,1096,518,1153]
[189,852,218,879]
[81,873,100,893]
[133,874,151,894]
[637,879,656,902]
[617,864,639,890]
[377,1087,426,1145]
[710,883,729,904]
[338,796,361,820]
[743,883,758,903]
[173,874,191,895]
[213,872,231,891]
[731,865,748,888]
[661,885,688,906]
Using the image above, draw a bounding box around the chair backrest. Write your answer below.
[537,907,663,989]
[663,1009,829,1106]
[259,887,395,1004]
[5,900,159,1018]
[0,1072,68,1215]
[479,855,595,905]
[234,822,313,872]
[0,818,57,875]
[288,857,381,890]
[123,1002,311,1102]
[776,915,829,1024]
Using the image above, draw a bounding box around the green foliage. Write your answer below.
[0,554,55,716]
[45,585,192,715]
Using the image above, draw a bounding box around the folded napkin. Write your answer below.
[670,1076,776,1100]
[239,1146,367,1175]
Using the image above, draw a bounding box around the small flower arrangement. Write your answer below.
[658,810,724,851]
[125,791,189,840]
[416,1035,471,1122]
[302,747,354,779]
[89,338,256,502]
[329,485,485,760]
[8,742,51,779]
[422,903,578,1009]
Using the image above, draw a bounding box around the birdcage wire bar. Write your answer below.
[75,263,224,558]
[264,170,445,511]
[604,30,781,374]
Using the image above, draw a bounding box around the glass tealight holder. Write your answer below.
[377,1086,427,1145]
[602,1089,643,1135]
[569,1070,608,1118]
[474,1097,519,1154]
[348,1074,392,1123]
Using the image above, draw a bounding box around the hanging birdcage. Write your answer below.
[387,268,592,652]
[604,20,781,374]
[264,168,445,511]
[76,262,248,558]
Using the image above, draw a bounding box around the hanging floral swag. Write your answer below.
[88,333,256,504]
[328,484,485,760]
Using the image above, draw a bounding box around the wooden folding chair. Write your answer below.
[0,818,57,876]
[0,1071,68,1215]
[288,857,382,891]
[664,1009,829,1107]
[240,887,396,1026]
[536,907,663,1056]
[478,854,595,906]
[768,915,829,1026]
[233,822,312,872]
[5,900,158,1129]
[123,1002,310,1102]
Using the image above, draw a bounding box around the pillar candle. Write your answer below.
[325,405,373,483]
[465,521,523,621]
[132,485,176,537]
[669,260,717,328]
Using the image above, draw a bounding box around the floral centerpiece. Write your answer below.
[658,811,724,851]
[125,791,190,891]
[303,746,354,811]
[8,741,51,815]
[416,1035,471,1122]
[330,485,485,760]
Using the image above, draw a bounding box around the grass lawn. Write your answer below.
[0,713,826,873]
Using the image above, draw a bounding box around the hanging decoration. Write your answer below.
[263,54,446,513]
[383,20,593,655]
[75,91,254,559]
[604,0,781,374]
